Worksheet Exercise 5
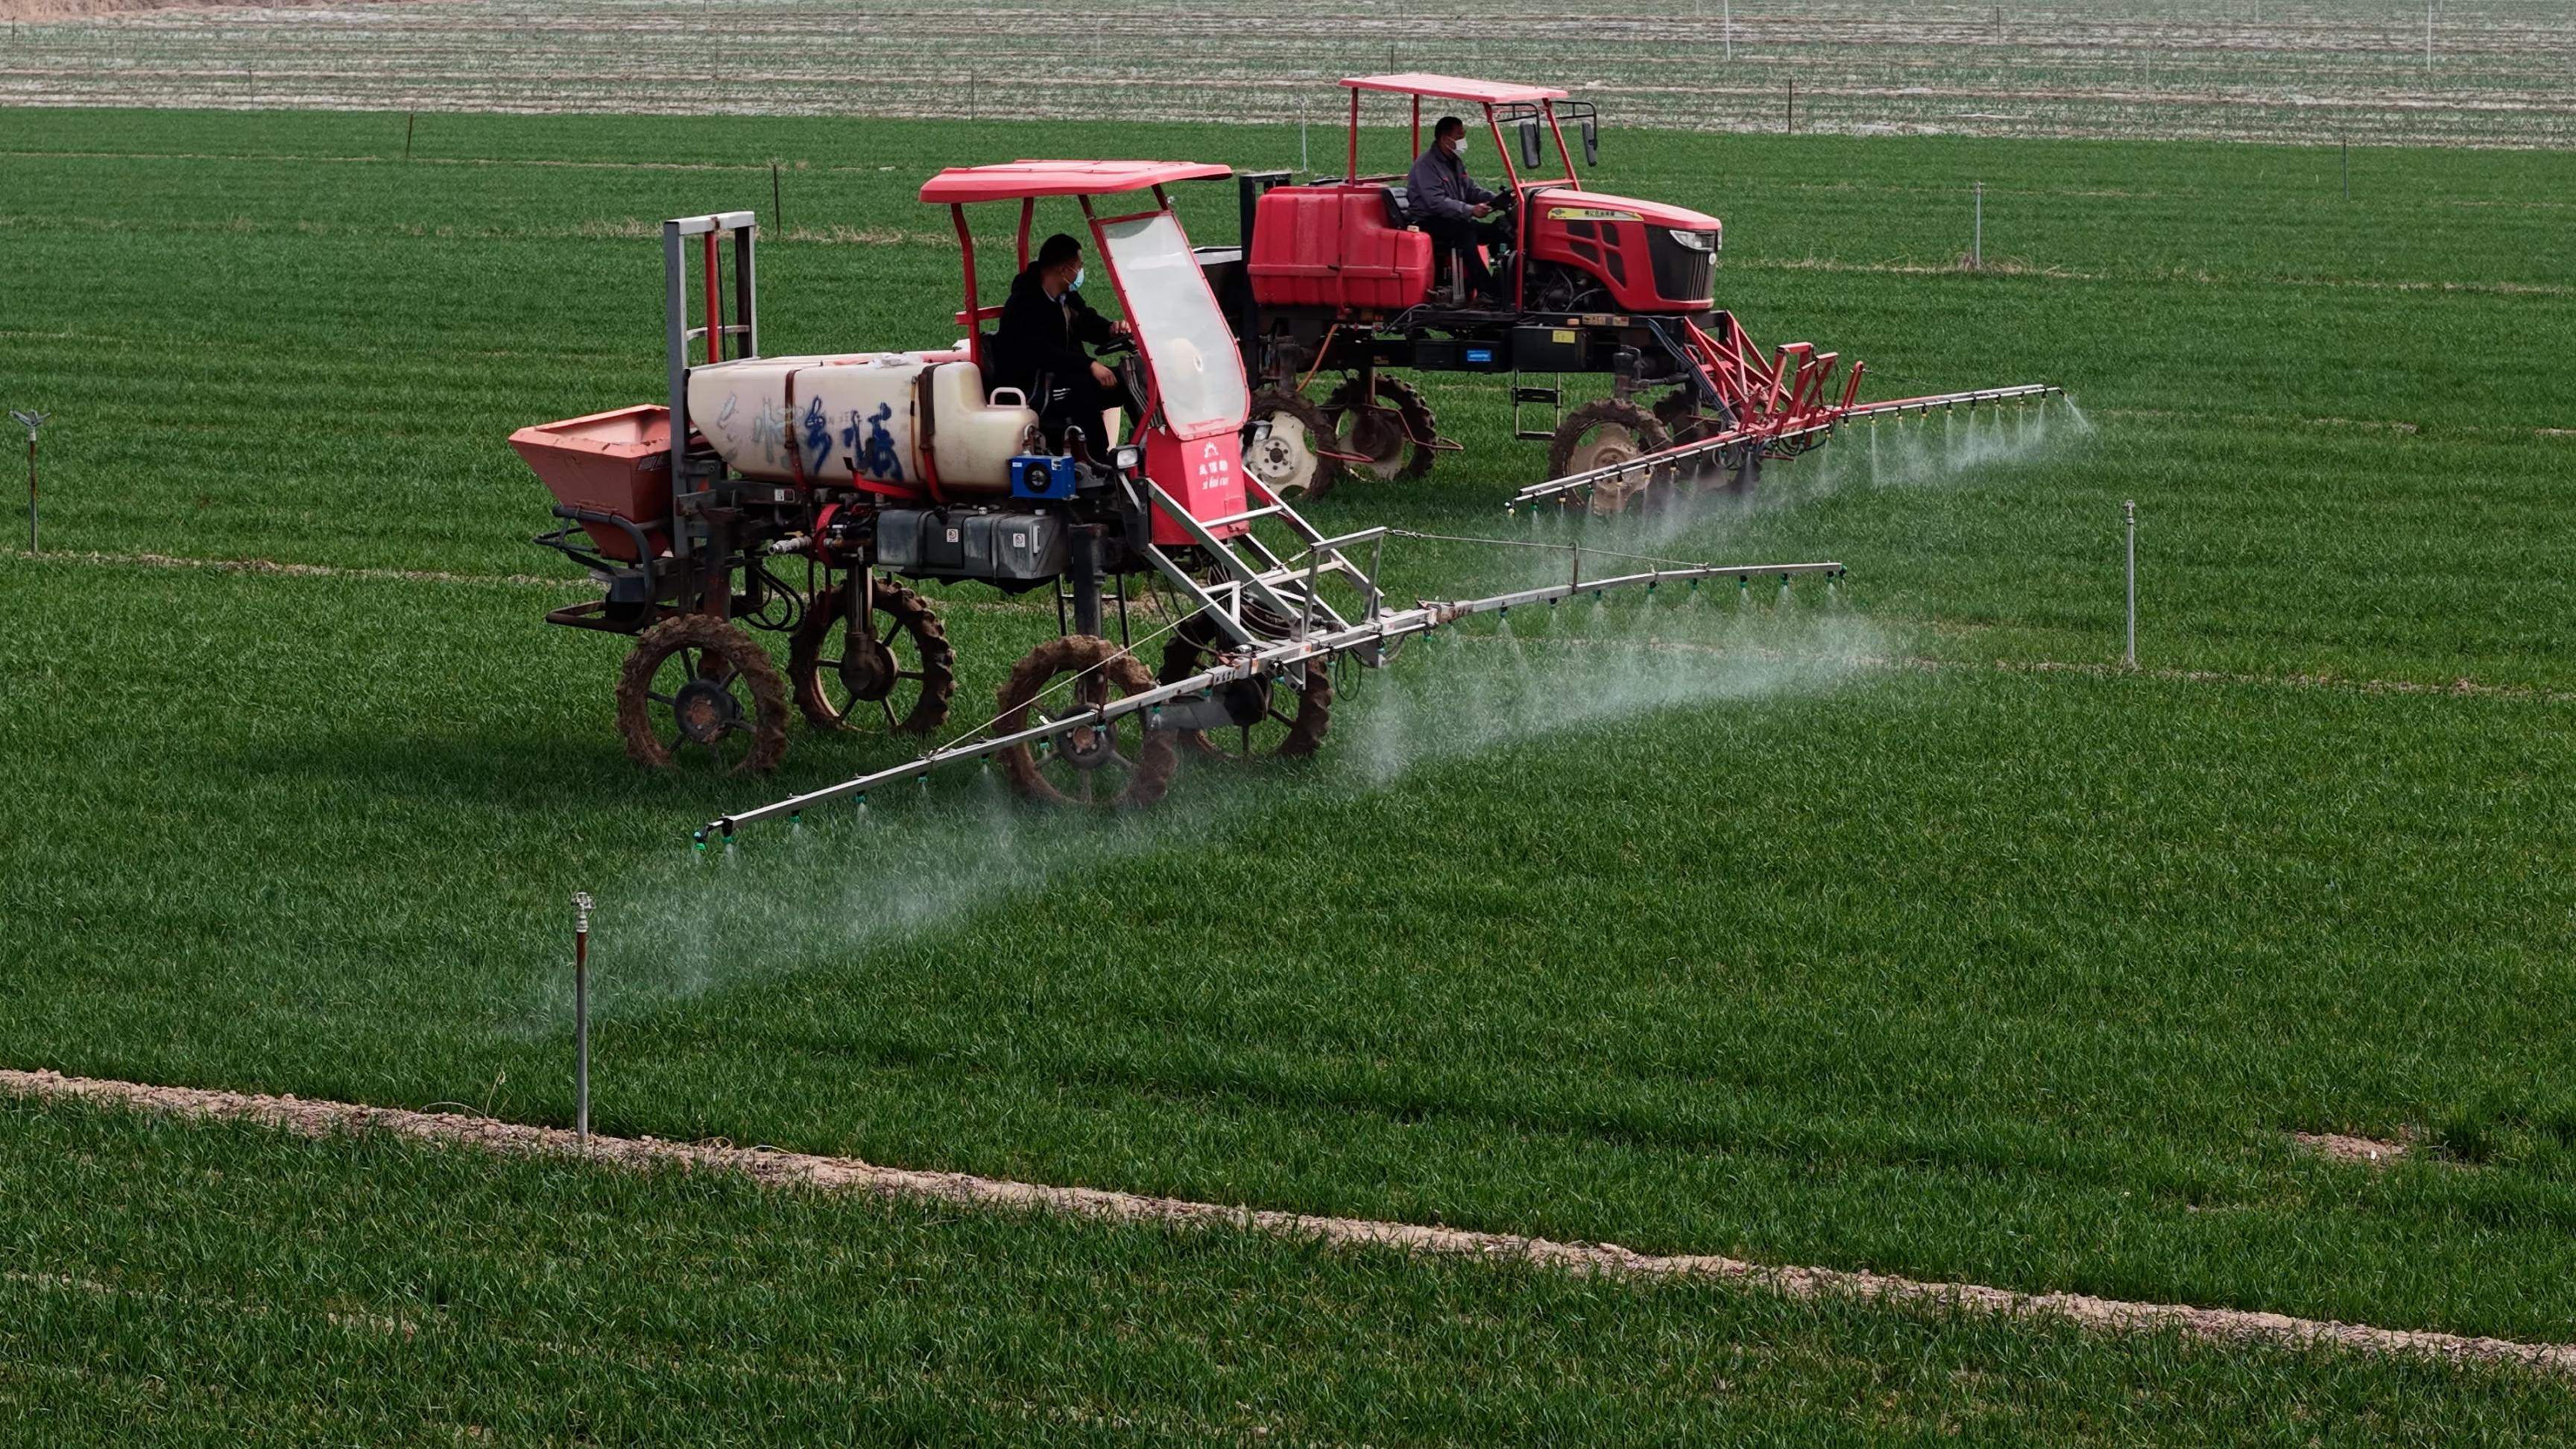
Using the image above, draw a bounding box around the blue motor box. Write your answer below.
[1009,455,1079,501]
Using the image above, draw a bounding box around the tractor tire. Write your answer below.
[1158,634,1333,762]
[1323,374,1440,481]
[1244,388,1345,503]
[614,613,790,774]
[1547,399,1674,516]
[789,577,956,736]
[994,634,1176,808]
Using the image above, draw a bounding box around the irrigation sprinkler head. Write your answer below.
[7,410,45,441]
[572,891,593,931]
[690,828,707,851]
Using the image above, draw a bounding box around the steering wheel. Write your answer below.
[1096,332,1137,358]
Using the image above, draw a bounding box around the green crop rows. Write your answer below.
[11,1098,2576,1442]
[4,107,2576,1427]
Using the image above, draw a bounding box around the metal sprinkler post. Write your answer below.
[1972,182,1983,269]
[10,410,46,553]
[572,891,593,1146]
[2123,500,2138,669]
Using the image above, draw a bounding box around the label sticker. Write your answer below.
[1547,206,1642,222]
[1550,329,1577,344]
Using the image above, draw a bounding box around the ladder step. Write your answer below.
[1514,429,1559,441]
[1512,386,1562,406]
[1197,502,1288,531]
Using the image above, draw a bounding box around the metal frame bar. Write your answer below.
[700,552,1845,840]
[1509,383,2062,509]
[660,211,759,561]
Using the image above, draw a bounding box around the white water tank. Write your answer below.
[686,351,1038,496]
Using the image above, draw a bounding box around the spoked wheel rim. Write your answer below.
[1566,425,1650,515]
[1547,400,1676,517]
[995,635,1176,808]
[1158,634,1333,763]
[614,614,789,774]
[1246,411,1325,501]
[1246,387,1344,502]
[791,579,956,736]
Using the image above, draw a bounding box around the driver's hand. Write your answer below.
[1471,202,1493,218]
[1090,360,1119,388]
[1108,318,1132,338]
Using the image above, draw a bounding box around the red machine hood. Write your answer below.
[1528,189,1720,234]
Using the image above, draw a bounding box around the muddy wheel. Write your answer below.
[994,634,1176,808]
[614,613,790,774]
[1324,374,1440,481]
[1245,388,1344,503]
[1547,399,1675,516]
[789,577,956,736]
[1158,632,1333,762]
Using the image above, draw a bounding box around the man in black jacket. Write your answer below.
[988,232,1136,445]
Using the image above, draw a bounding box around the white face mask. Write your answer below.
[1070,267,1085,291]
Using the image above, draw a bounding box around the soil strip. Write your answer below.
[4,1066,2568,1375]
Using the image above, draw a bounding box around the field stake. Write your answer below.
[2341,139,2349,199]
[771,162,783,238]
[572,891,593,1147]
[403,110,414,162]
[1786,78,1794,134]
[1972,181,1983,268]
[10,409,45,553]
[2123,500,2138,669]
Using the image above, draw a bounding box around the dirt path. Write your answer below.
[5,1065,2569,1376]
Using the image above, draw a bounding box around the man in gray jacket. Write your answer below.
[1404,115,1508,301]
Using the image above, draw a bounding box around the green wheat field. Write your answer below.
[4,104,2575,1439]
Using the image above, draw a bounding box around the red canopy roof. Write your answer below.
[1339,72,1569,104]
[918,160,1234,203]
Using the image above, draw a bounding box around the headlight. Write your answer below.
[1666,228,1717,253]
[1112,445,1143,472]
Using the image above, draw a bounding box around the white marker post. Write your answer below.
[2123,501,2138,669]
[572,891,593,1146]
[1973,182,1984,268]
[10,410,46,553]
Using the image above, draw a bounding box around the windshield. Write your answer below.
[1097,210,1247,437]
